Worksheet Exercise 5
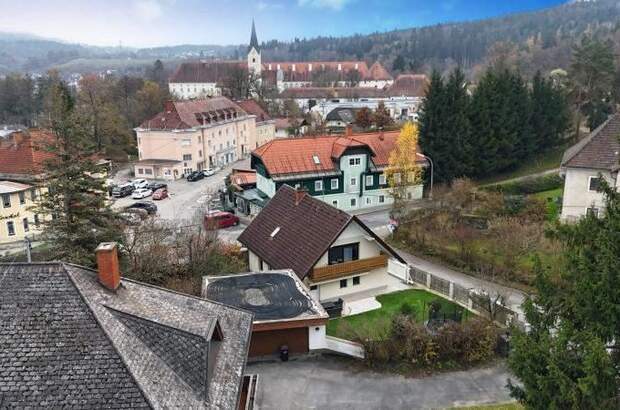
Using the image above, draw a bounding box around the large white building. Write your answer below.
[560,114,620,221]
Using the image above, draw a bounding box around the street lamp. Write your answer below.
[420,154,434,200]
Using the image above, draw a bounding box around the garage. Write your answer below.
[249,327,309,357]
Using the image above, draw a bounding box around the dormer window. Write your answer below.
[349,158,361,166]
[312,155,321,165]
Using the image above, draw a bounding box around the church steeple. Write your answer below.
[248,19,260,53]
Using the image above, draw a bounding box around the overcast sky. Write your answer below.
[0,0,567,48]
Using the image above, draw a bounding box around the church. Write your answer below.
[168,21,393,99]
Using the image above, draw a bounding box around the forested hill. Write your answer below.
[259,0,620,77]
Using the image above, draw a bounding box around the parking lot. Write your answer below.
[110,160,249,241]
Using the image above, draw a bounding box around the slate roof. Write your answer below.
[252,130,426,177]
[0,262,253,409]
[0,129,56,176]
[237,186,404,279]
[562,113,620,171]
[325,106,364,123]
[139,98,247,130]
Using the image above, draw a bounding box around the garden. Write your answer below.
[391,177,565,288]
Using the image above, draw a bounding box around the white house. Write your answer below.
[560,113,620,221]
[238,185,409,312]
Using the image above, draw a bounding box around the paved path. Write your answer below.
[250,356,514,410]
[482,167,560,186]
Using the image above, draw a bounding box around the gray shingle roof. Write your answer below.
[562,113,620,171]
[0,262,253,409]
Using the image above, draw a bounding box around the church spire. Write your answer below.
[248,19,260,52]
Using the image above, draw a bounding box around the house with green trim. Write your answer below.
[250,129,427,212]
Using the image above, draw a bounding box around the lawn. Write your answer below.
[450,403,523,410]
[531,187,563,221]
[477,146,565,185]
[326,289,470,339]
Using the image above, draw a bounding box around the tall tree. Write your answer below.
[569,36,616,132]
[508,182,620,408]
[373,101,393,129]
[355,107,372,130]
[34,82,123,266]
[443,67,473,179]
[386,122,422,212]
[530,71,570,150]
[419,70,450,181]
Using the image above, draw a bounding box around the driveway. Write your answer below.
[249,356,514,410]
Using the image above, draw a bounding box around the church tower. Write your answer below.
[247,19,262,76]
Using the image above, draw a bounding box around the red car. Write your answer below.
[204,211,240,230]
[152,188,168,200]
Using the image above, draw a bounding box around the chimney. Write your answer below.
[96,242,121,291]
[379,128,384,141]
[345,124,353,137]
[294,187,307,205]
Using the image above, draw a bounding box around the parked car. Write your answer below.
[132,188,153,199]
[124,201,158,215]
[202,168,215,177]
[112,183,135,198]
[203,211,240,230]
[152,188,168,200]
[186,171,204,182]
[132,178,149,189]
[147,182,168,191]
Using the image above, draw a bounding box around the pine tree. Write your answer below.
[530,71,569,150]
[443,67,473,179]
[33,82,123,266]
[508,181,620,408]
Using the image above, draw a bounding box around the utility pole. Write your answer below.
[24,237,32,263]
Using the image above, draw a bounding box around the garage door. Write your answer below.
[249,327,309,357]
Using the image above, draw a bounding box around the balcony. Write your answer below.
[310,254,389,283]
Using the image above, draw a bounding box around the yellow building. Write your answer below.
[0,181,42,244]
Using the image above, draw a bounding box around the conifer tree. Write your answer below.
[443,67,473,179]
[530,71,569,150]
[418,70,449,180]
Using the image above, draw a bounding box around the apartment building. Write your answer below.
[0,181,42,244]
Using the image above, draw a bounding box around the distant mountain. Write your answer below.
[0,0,617,77]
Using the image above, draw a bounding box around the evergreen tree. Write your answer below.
[33,82,123,266]
[530,71,569,150]
[508,181,620,408]
[392,55,406,72]
[443,67,473,179]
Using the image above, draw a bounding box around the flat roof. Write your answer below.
[205,271,328,323]
[0,180,32,194]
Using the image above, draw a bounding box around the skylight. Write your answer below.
[270,227,281,238]
[312,155,320,165]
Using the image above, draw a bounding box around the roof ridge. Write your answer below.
[561,114,618,167]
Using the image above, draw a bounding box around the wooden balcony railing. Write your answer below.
[310,254,389,283]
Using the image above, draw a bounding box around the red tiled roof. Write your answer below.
[386,74,428,97]
[562,113,620,171]
[235,100,271,123]
[0,129,56,175]
[262,61,392,82]
[169,61,245,83]
[368,62,393,81]
[279,87,386,99]
[139,98,247,130]
[230,169,257,187]
[252,130,425,177]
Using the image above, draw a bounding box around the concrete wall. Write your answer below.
[308,325,327,350]
[561,168,618,221]
[256,173,277,197]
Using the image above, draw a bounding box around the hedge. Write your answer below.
[483,174,563,195]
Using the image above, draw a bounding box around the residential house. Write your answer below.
[236,99,276,148]
[560,113,620,221]
[0,243,254,409]
[0,129,55,182]
[324,107,365,133]
[238,185,407,311]
[274,117,308,138]
[250,129,427,212]
[135,98,258,179]
[203,270,329,358]
[0,181,42,244]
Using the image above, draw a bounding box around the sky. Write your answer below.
[0,0,568,48]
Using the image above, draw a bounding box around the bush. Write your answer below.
[399,302,416,317]
[485,174,563,195]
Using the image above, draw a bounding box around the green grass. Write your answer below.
[326,289,470,339]
[477,147,564,185]
[531,187,563,221]
[449,403,523,410]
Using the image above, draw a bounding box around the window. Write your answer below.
[18,192,25,205]
[183,154,192,161]
[145,169,153,175]
[587,207,599,217]
[315,180,323,191]
[350,177,357,186]
[379,174,386,185]
[181,139,191,146]
[30,189,36,201]
[588,176,603,192]
[2,194,10,208]
[137,168,144,175]
[329,243,360,265]
[6,221,15,236]
[349,157,361,166]
[331,178,339,190]
[313,155,321,165]
[34,214,40,227]
[332,200,338,207]
[379,195,385,203]
[198,135,202,143]
[199,150,203,157]
[366,197,372,205]
[339,279,348,288]
[353,276,360,286]
[23,218,29,232]
[310,285,318,291]
[350,198,357,207]
[365,175,374,187]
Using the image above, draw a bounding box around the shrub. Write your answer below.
[485,174,563,195]
[399,302,416,317]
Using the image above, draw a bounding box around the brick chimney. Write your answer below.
[96,242,121,291]
[294,187,307,205]
[345,124,353,137]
